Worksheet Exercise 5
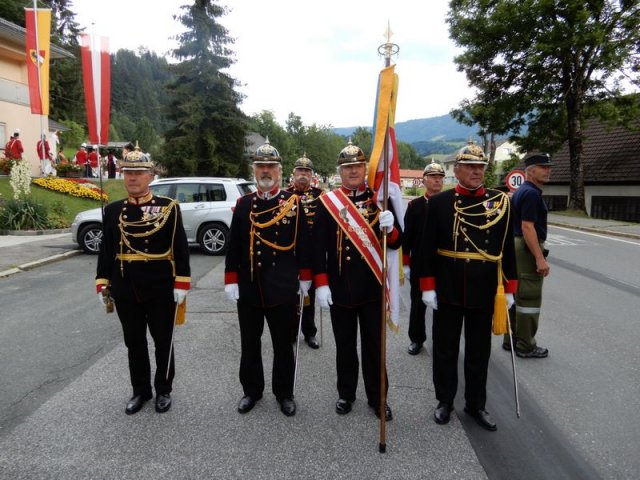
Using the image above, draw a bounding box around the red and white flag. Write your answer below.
[79,33,110,145]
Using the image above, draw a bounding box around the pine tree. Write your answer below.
[162,0,247,177]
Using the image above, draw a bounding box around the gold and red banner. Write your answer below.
[25,8,51,115]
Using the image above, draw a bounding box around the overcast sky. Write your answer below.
[71,0,474,128]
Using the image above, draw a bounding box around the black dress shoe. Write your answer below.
[237,394,262,414]
[516,346,549,358]
[434,402,453,424]
[125,392,152,415]
[372,403,393,421]
[278,397,296,416]
[335,398,353,415]
[408,342,423,355]
[305,336,320,349]
[155,393,172,413]
[464,407,497,431]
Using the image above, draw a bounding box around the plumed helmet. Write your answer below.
[423,159,445,176]
[455,141,487,164]
[251,137,281,164]
[118,141,154,171]
[294,153,314,170]
[337,139,366,167]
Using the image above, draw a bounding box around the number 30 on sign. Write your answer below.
[505,170,525,191]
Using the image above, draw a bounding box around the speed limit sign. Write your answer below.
[412,178,422,187]
[505,170,525,191]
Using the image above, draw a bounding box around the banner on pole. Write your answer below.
[79,33,111,145]
[367,64,402,332]
[25,8,51,115]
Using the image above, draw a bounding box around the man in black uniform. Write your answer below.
[224,139,312,417]
[96,146,190,415]
[313,141,402,421]
[403,159,445,355]
[286,153,323,349]
[420,142,516,431]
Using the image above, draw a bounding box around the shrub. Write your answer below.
[0,157,12,175]
[0,198,51,230]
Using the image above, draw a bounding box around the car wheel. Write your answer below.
[78,223,103,254]
[197,223,229,255]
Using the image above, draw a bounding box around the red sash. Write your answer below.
[320,189,383,285]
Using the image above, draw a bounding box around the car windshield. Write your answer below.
[237,182,256,195]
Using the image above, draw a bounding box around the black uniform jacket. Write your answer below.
[286,185,324,228]
[96,195,191,302]
[225,189,312,307]
[419,185,517,309]
[312,186,403,307]
[402,195,430,277]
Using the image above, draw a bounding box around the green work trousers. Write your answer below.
[504,237,545,351]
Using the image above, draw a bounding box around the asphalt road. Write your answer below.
[1,226,639,478]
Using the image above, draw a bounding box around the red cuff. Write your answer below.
[314,273,329,288]
[224,271,238,284]
[504,279,517,294]
[420,276,436,291]
[387,227,399,244]
[403,254,410,267]
[298,268,312,281]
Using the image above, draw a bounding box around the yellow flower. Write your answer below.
[32,178,108,202]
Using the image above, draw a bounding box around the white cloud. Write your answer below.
[71,0,473,128]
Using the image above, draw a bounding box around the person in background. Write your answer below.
[286,153,323,350]
[74,143,88,169]
[224,139,312,417]
[403,159,445,356]
[36,132,54,176]
[5,129,24,160]
[96,146,190,415]
[313,141,402,421]
[87,145,99,178]
[107,150,117,179]
[503,153,552,359]
[420,142,517,432]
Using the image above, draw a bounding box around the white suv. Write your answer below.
[71,177,255,255]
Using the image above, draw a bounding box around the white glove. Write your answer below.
[403,265,411,280]
[379,210,394,229]
[299,280,312,296]
[173,288,188,305]
[316,285,333,309]
[422,290,438,310]
[225,283,239,302]
[97,291,107,306]
[506,293,515,310]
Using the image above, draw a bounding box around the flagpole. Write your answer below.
[377,21,399,454]
[32,0,46,175]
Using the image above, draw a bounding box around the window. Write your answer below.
[236,182,256,196]
[174,184,200,203]
[150,184,173,198]
[203,183,226,202]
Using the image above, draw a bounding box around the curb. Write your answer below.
[549,221,640,240]
[0,228,71,236]
[0,249,81,278]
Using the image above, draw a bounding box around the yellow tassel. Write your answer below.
[492,285,508,335]
[175,299,186,326]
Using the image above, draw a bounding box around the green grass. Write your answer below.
[0,177,128,225]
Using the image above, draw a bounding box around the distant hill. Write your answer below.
[333,114,480,144]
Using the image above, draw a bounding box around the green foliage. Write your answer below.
[448,0,640,211]
[59,120,85,151]
[0,199,51,230]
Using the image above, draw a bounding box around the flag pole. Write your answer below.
[377,21,399,454]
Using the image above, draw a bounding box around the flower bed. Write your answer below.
[32,177,108,202]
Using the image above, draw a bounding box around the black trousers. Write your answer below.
[115,295,176,396]
[238,302,295,400]
[408,277,427,344]
[432,303,493,410]
[291,288,318,340]
[330,300,388,407]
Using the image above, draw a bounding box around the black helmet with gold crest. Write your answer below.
[455,141,487,165]
[251,137,281,164]
[337,140,366,167]
[119,141,154,171]
[294,153,314,170]
[423,158,445,176]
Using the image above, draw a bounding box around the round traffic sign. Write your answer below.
[505,170,525,191]
[412,178,422,187]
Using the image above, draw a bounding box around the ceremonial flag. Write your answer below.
[368,64,402,332]
[25,8,51,115]
[79,33,111,144]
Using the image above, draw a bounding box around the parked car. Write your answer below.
[71,177,256,255]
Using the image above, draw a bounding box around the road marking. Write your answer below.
[549,225,640,246]
[545,233,595,246]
